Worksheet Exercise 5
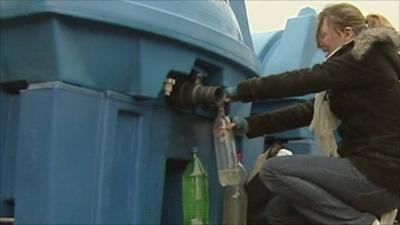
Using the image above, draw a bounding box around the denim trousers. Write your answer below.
[259,155,400,225]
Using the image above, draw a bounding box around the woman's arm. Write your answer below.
[237,53,368,102]
[245,100,314,138]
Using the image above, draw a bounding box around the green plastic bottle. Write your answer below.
[182,147,210,225]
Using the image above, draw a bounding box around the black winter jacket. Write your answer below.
[237,28,400,193]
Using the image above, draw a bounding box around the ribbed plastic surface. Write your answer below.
[0,91,19,217]
[12,82,223,224]
[0,2,261,223]
[251,7,325,140]
[0,0,260,97]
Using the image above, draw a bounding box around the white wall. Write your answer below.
[245,1,400,34]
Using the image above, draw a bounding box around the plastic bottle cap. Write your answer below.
[192,146,199,153]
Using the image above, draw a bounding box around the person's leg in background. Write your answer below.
[246,173,275,225]
[246,142,294,225]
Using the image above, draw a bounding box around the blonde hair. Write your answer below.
[316,3,397,45]
[317,3,366,37]
[366,13,396,30]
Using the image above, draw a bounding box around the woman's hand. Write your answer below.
[215,116,248,137]
[230,116,248,136]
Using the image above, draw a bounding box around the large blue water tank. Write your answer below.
[11,82,224,224]
[0,0,260,97]
[0,1,263,224]
[0,91,19,218]
[251,7,325,141]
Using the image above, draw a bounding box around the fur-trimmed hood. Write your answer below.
[352,27,400,60]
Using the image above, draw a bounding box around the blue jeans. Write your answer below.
[259,155,400,225]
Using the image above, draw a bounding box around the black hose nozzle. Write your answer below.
[168,80,224,109]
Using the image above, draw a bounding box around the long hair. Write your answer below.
[316,3,396,46]
[366,13,396,30]
[317,3,366,37]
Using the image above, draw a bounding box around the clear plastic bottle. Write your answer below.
[223,153,248,225]
[213,107,239,186]
[182,147,210,225]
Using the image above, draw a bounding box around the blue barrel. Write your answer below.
[0,91,19,218]
[285,139,323,155]
[0,1,262,224]
[12,82,223,224]
[251,7,325,141]
[246,7,326,157]
[0,0,260,97]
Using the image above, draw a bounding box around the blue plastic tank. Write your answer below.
[0,91,19,218]
[0,0,260,97]
[12,82,226,224]
[0,1,262,224]
[242,8,326,162]
[251,7,325,141]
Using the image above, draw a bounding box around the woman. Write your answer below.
[225,3,400,225]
